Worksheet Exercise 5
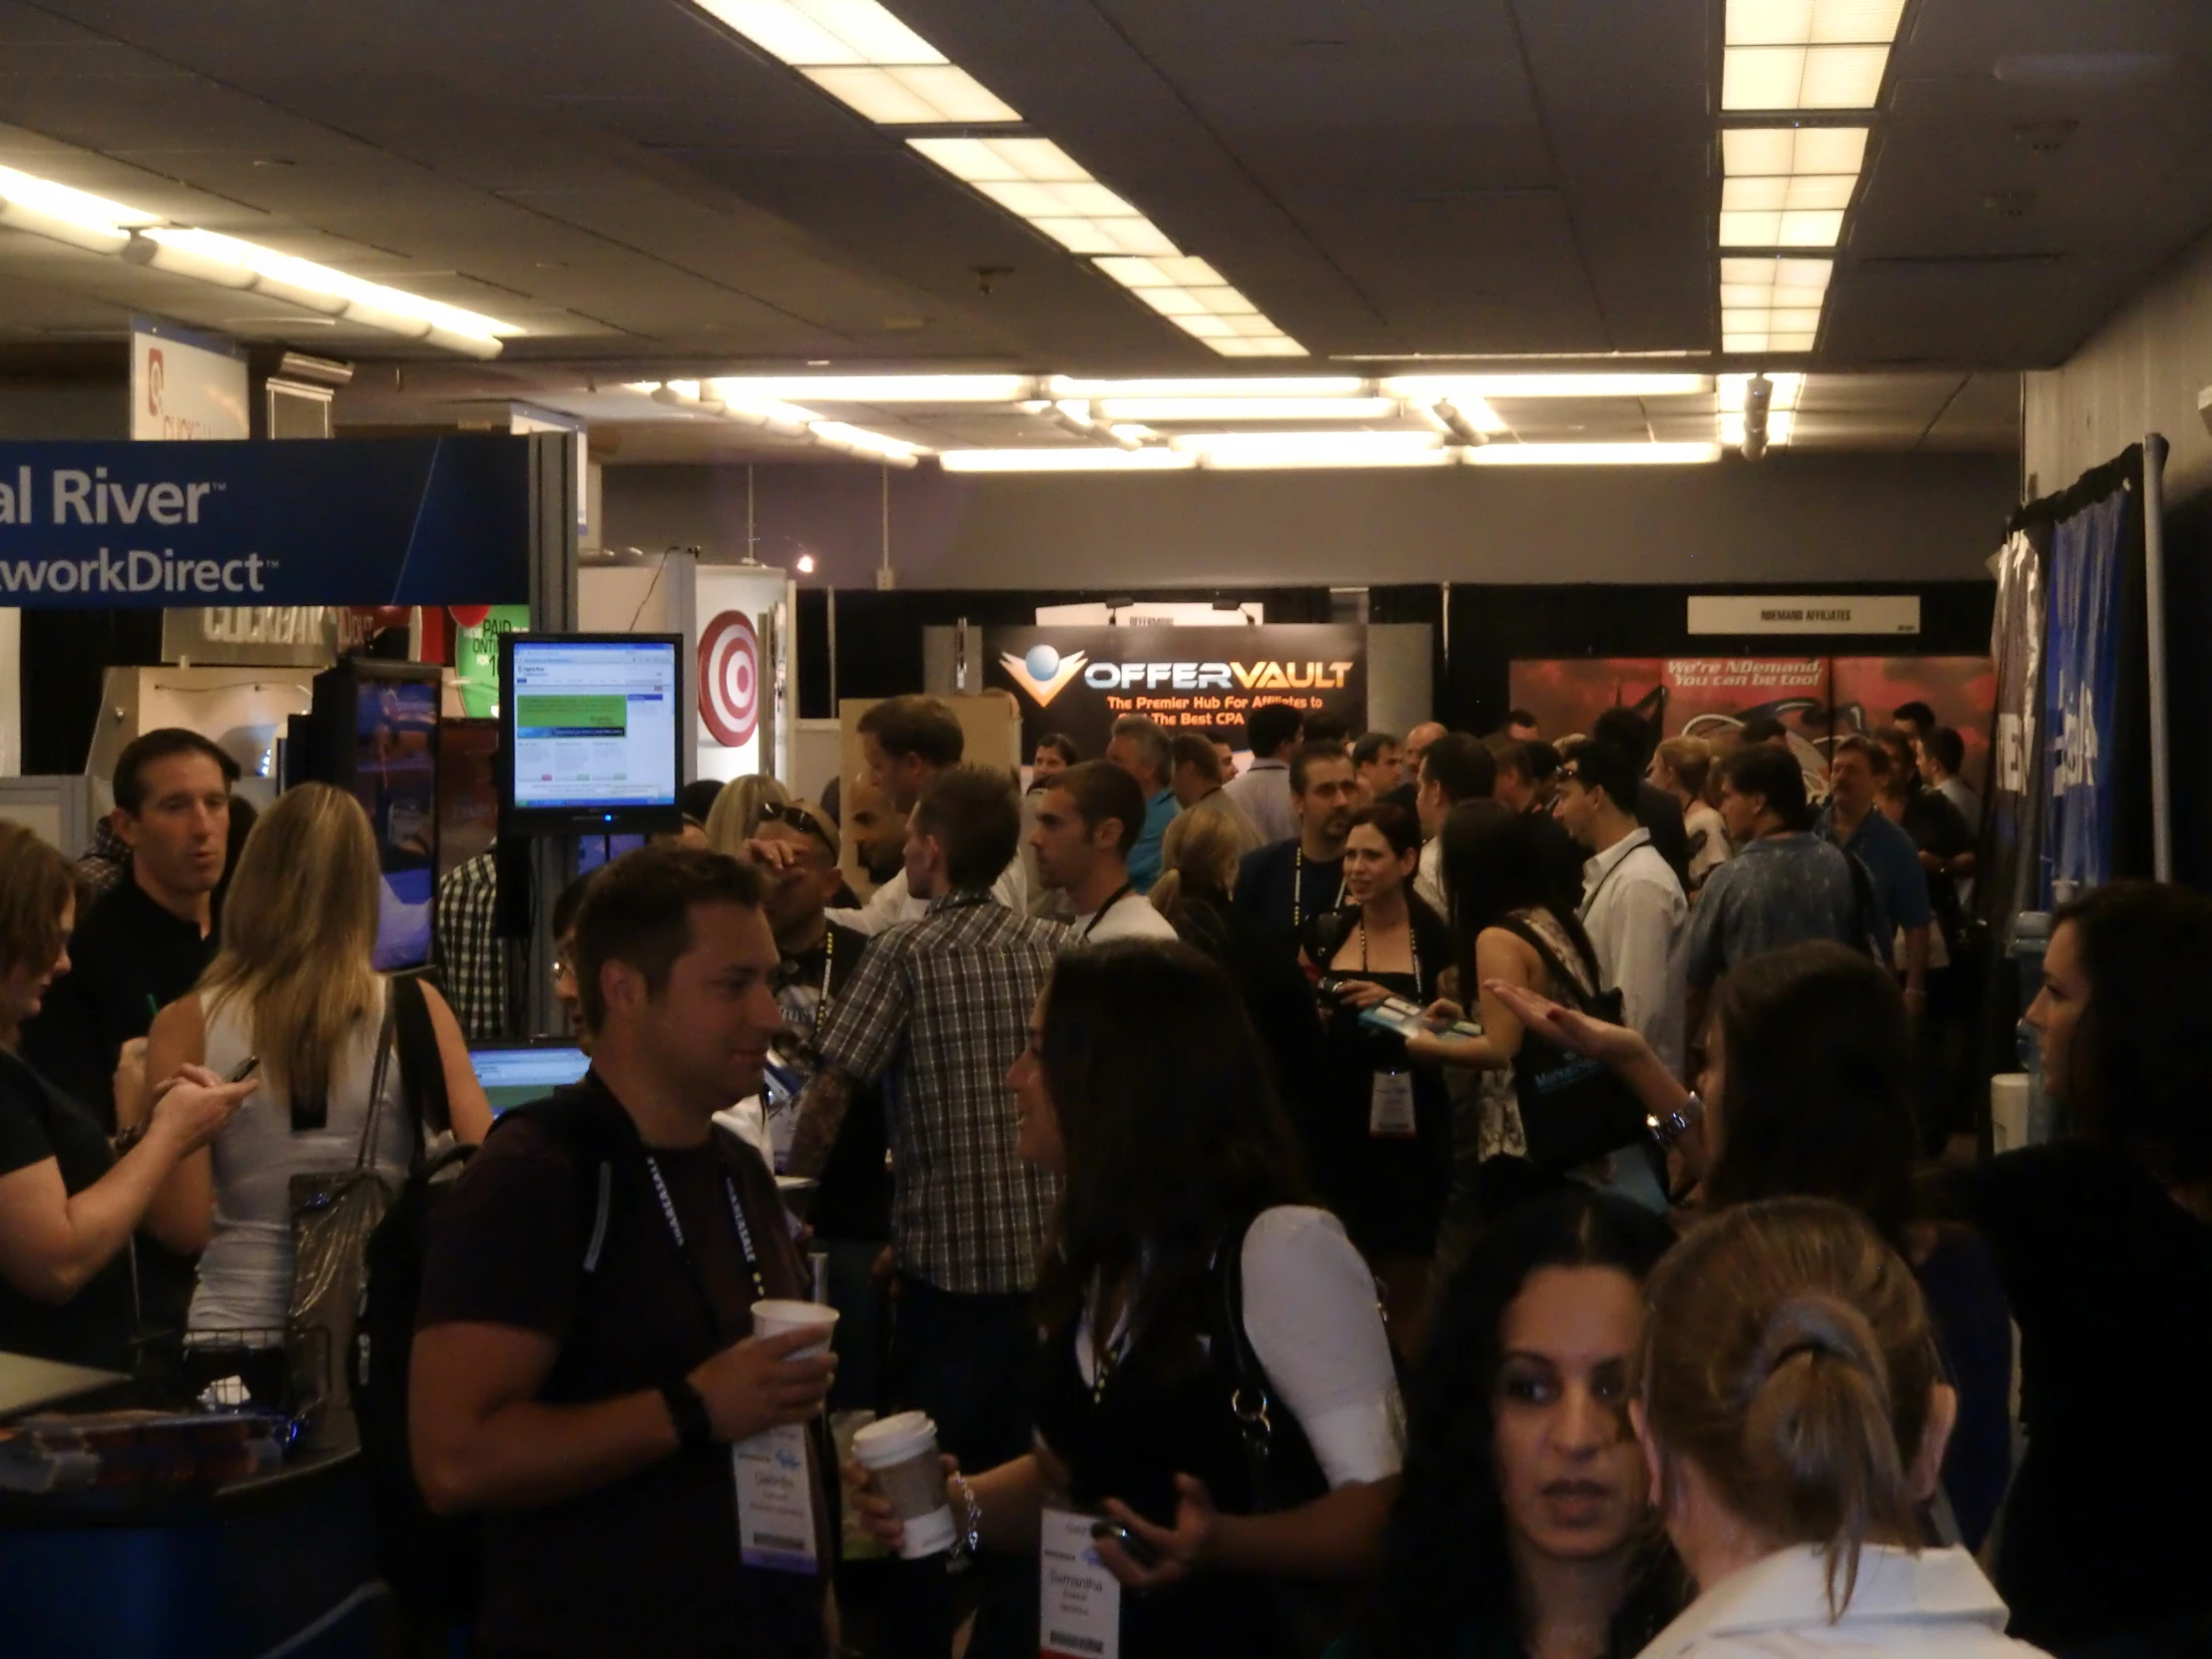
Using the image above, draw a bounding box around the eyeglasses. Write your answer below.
[759,800,838,855]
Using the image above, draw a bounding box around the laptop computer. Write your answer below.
[468,1042,591,1115]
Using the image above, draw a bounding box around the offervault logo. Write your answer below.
[999,644,1091,707]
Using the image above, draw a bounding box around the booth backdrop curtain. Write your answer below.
[19,608,163,777]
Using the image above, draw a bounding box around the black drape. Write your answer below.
[20,608,163,776]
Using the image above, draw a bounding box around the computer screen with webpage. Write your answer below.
[508,637,680,818]
[469,1045,591,1115]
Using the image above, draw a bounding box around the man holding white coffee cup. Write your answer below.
[412,846,839,1659]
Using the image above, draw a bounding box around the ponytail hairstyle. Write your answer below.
[1635,1196,1941,1616]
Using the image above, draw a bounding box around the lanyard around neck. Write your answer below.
[1293,845,1346,930]
[1082,883,1136,941]
[644,1152,768,1312]
[1358,915,1423,998]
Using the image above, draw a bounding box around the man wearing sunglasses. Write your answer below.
[752,799,891,1411]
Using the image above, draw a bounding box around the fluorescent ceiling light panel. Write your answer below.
[939,447,1196,472]
[1383,373,1714,398]
[1131,286,1256,318]
[1169,429,1441,458]
[694,0,943,64]
[907,137,1089,184]
[0,164,160,255]
[1208,339,1312,357]
[1721,175,1857,212]
[1049,376,1364,398]
[706,374,1034,401]
[1717,208,1847,247]
[1029,215,1179,258]
[972,180,1140,219]
[1092,256,1230,288]
[1719,256,1834,288]
[1726,0,1907,47]
[1096,396,1395,421]
[1467,442,1723,465]
[1723,44,1891,109]
[802,64,1017,123]
[1722,126,1869,176]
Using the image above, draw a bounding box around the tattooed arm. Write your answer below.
[786,1068,855,1181]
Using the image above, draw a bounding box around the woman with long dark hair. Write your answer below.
[1359,1187,1682,1659]
[849,942,1403,1659]
[1487,941,2013,1555]
[1301,803,1454,1345]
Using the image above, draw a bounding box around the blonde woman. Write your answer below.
[703,773,791,857]
[147,785,491,1337]
[1652,737,1732,894]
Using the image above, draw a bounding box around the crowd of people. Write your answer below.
[0,698,2204,1659]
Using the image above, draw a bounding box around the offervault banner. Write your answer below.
[0,436,531,606]
[985,624,1368,758]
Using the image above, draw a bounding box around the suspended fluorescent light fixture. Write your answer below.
[0,164,158,255]
[1095,396,1397,422]
[1465,442,1724,465]
[1048,375,1365,399]
[938,446,1197,472]
[809,419,924,465]
[706,373,1035,402]
[1382,373,1714,399]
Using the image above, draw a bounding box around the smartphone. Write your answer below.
[227,1055,261,1084]
[1089,1518,1160,1570]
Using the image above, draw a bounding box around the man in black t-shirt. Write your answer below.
[412,847,836,1659]
[25,729,231,1130]
[1233,742,1358,946]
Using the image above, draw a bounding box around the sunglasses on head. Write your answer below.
[760,800,837,853]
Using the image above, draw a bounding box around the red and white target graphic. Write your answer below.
[699,609,762,748]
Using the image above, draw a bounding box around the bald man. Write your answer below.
[1385,721,1449,815]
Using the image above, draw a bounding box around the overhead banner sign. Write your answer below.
[0,437,531,607]
[1687,594,1921,635]
[985,624,1367,758]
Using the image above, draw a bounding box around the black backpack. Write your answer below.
[347,1082,630,1627]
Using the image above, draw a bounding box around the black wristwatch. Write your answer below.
[660,1378,715,1451]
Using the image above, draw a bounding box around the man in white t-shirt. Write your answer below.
[1410,733,1496,916]
[1556,739,1688,1079]
[829,695,1027,935]
[1029,761,1180,946]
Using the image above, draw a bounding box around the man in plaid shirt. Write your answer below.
[790,764,1068,1472]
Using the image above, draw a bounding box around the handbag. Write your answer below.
[1497,917,1651,1174]
[287,980,419,1443]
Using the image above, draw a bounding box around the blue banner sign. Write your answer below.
[0,436,532,606]
[2042,488,2128,899]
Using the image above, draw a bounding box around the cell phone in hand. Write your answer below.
[227,1055,261,1084]
[1090,1518,1161,1569]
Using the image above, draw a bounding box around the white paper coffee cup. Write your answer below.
[751,1298,839,1359]
[851,1410,955,1559]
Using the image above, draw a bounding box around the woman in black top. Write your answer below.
[848,942,1404,1659]
[1301,804,1454,1349]
[1358,1188,1682,1659]
[1980,882,2212,1655]
[0,823,255,1371]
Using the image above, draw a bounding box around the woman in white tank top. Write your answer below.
[146,784,492,1336]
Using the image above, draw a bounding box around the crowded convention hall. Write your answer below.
[0,2,2209,1657]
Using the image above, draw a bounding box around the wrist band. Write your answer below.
[660,1378,714,1451]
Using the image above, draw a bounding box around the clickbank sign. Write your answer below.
[0,437,533,608]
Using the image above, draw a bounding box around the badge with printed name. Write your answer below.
[1370,1069,1416,1138]
[734,1423,820,1574]
[1040,1507,1121,1659]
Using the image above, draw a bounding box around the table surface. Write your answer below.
[0,1353,132,1423]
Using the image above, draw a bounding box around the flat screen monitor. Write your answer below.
[500,634,684,834]
[309,658,442,972]
[468,1043,591,1115]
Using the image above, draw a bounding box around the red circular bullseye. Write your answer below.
[699,609,761,748]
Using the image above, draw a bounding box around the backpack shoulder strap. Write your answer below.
[493,1083,635,1275]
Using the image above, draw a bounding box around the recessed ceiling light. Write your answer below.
[1726,0,1906,48]
[1723,45,1891,110]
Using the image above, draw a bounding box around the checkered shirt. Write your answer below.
[434,849,507,1041]
[818,890,1070,1296]
[74,818,131,900]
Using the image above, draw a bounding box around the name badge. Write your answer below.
[1041,1507,1121,1659]
[734,1423,820,1574]
[1370,1069,1416,1138]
